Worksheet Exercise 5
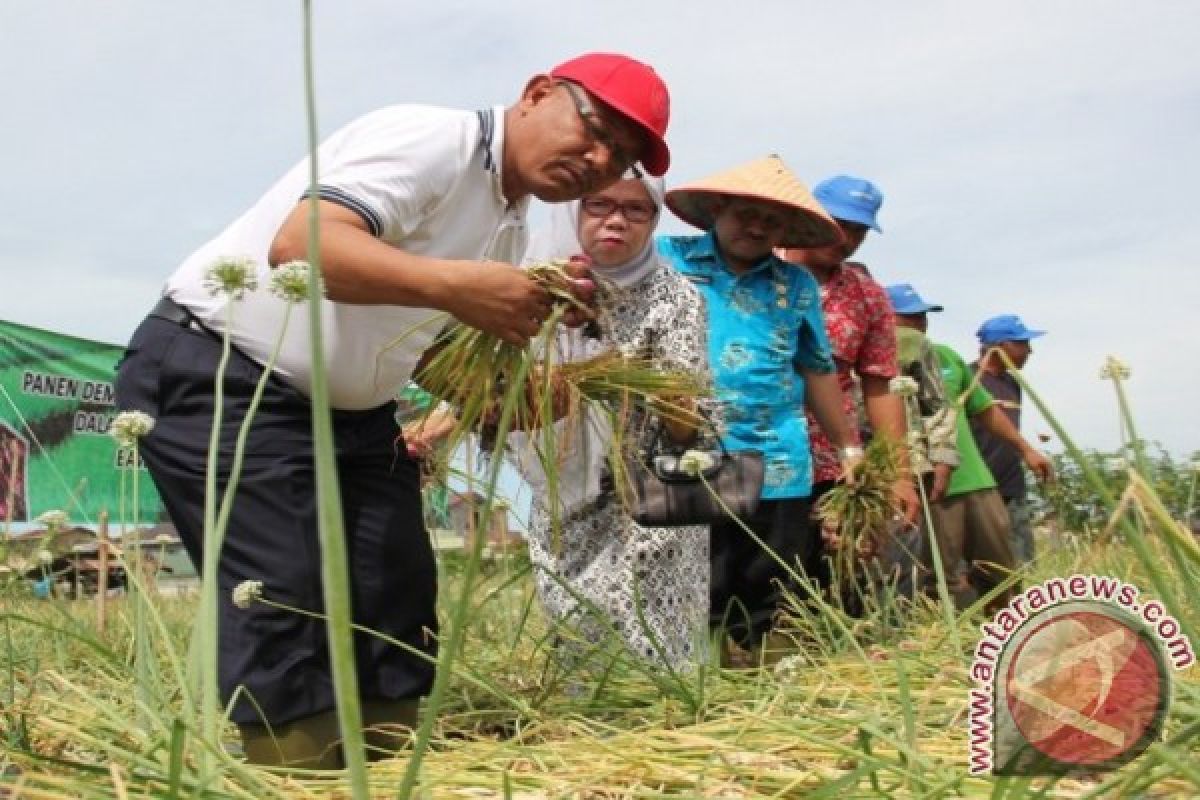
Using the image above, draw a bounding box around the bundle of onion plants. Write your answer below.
[814,435,905,593]
[417,262,704,468]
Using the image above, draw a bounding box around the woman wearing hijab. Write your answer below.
[515,173,713,669]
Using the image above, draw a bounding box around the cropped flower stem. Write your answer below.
[300,2,368,796]
[130,443,156,749]
[1108,371,1151,479]
[197,300,234,753]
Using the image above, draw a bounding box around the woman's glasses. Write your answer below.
[581,197,657,223]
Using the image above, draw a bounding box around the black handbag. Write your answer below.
[623,428,764,527]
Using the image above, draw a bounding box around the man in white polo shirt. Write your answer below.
[115,52,671,769]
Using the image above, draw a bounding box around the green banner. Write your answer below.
[0,319,163,526]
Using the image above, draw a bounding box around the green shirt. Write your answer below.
[933,343,997,496]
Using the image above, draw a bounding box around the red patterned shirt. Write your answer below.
[806,262,898,484]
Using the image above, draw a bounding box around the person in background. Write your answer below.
[971,315,1054,563]
[514,172,713,669]
[659,155,860,664]
[778,175,919,591]
[892,288,1045,611]
[884,284,958,596]
[116,52,671,769]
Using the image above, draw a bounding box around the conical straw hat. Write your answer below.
[665,155,842,248]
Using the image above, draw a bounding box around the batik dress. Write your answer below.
[522,262,712,669]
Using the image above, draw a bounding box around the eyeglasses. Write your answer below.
[557,80,642,178]
[580,196,657,223]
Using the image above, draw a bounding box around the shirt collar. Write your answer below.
[680,230,720,263]
[477,106,528,214]
[686,230,786,278]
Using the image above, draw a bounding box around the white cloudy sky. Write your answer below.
[2,1,1198,457]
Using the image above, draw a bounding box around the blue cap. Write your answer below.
[814,175,884,232]
[976,314,1047,344]
[886,283,943,314]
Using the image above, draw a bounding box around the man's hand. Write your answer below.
[975,404,1054,486]
[838,449,865,487]
[930,462,953,502]
[442,261,554,346]
[1022,447,1054,484]
[893,477,920,525]
[404,430,434,460]
[561,254,597,328]
[402,407,457,460]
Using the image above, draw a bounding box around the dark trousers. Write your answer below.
[115,313,437,725]
[709,496,816,647]
[805,480,837,589]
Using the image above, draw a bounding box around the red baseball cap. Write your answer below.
[549,52,671,176]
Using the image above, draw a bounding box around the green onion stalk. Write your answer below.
[195,291,237,759]
[106,438,201,770]
[1100,355,1151,479]
[896,392,961,654]
[300,0,369,795]
[130,443,155,746]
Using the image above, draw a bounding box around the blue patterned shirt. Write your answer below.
[658,232,834,499]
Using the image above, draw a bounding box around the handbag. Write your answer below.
[623,423,764,527]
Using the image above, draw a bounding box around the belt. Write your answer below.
[149,296,198,328]
[146,296,266,379]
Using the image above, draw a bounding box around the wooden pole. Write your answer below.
[96,510,109,630]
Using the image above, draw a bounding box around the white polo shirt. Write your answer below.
[165,105,529,410]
